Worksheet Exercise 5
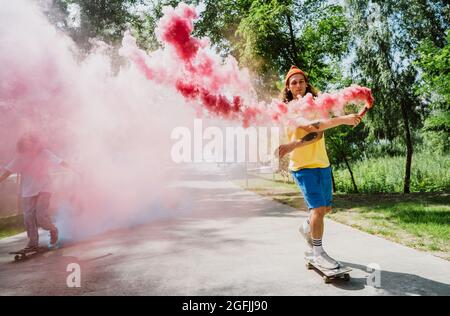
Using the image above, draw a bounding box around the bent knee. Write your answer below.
[311,206,327,217]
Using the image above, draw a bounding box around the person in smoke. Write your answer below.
[277,66,362,270]
[0,132,75,251]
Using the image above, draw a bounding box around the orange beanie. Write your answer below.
[284,65,307,86]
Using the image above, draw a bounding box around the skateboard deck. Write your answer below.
[9,246,52,262]
[305,255,352,283]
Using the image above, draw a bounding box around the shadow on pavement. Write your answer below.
[329,261,450,296]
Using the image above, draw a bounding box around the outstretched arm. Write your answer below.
[298,114,362,133]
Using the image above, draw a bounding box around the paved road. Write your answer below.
[0,164,449,295]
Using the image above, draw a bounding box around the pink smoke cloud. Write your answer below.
[0,0,374,242]
[0,0,197,242]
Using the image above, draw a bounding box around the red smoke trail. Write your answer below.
[121,3,374,128]
[285,85,375,124]
[157,4,202,63]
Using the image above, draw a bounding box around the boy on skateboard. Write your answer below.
[0,132,74,252]
[277,66,362,270]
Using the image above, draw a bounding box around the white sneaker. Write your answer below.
[312,251,340,270]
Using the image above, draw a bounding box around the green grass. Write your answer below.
[330,193,450,260]
[234,175,450,260]
[0,186,25,239]
[334,152,450,193]
[0,214,25,239]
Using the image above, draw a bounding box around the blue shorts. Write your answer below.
[290,167,333,210]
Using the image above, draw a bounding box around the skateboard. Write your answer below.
[305,255,352,284]
[9,246,52,262]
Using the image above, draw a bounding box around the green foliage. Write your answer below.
[415,31,450,107]
[62,0,142,49]
[363,136,408,158]
[326,124,368,167]
[195,0,350,96]
[0,215,24,240]
[334,152,450,193]
[414,30,450,152]
[51,0,167,51]
[421,112,450,154]
[423,112,450,133]
[344,0,449,192]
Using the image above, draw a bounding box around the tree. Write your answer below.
[46,0,351,95]
[345,0,449,193]
[48,0,145,51]
[326,124,369,193]
[415,30,450,153]
[193,1,375,183]
[194,0,350,97]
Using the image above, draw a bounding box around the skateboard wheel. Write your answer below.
[305,262,313,270]
[323,276,331,284]
[344,274,350,281]
[14,255,20,261]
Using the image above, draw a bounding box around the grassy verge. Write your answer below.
[234,174,450,261]
[333,152,450,193]
[0,214,25,239]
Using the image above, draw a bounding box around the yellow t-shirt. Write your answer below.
[286,126,330,171]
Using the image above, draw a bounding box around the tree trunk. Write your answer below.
[286,13,300,66]
[400,101,413,193]
[343,154,358,193]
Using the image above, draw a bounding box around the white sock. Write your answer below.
[312,239,324,256]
